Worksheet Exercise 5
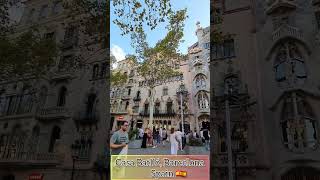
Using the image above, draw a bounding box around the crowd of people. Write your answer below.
[110,121,210,156]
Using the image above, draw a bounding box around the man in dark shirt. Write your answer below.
[110,121,129,155]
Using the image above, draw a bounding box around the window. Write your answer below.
[57,86,67,107]
[52,1,63,14]
[29,126,40,153]
[281,93,317,151]
[39,86,48,106]
[224,75,240,94]
[198,91,209,109]
[125,101,129,111]
[163,87,168,96]
[39,5,49,18]
[316,12,320,29]
[100,62,107,78]
[166,101,173,114]
[128,88,131,96]
[48,126,61,152]
[203,42,210,49]
[155,102,160,114]
[195,74,206,89]
[212,39,235,59]
[86,94,96,116]
[273,41,307,83]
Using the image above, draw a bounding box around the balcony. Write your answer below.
[0,152,62,167]
[49,70,75,82]
[199,107,210,113]
[121,95,131,100]
[194,68,208,76]
[272,24,303,43]
[36,106,70,120]
[214,152,254,167]
[133,96,141,101]
[111,108,128,114]
[139,110,176,117]
[74,111,99,125]
[266,0,297,15]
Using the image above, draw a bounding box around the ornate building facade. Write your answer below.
[211,0,320,179]
[0,0,107,180]
[110,24,210,135]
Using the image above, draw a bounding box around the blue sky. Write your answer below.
[110,0,210,63]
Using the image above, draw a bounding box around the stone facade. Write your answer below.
[0,0,108,180]
[110,24,210,135]
[211,0,320,179]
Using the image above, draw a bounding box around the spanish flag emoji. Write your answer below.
[175,170,187,177]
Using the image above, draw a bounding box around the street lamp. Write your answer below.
[176,83,188,135]
[70,142,80,180]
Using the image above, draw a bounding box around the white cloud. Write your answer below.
[111,44,126,62]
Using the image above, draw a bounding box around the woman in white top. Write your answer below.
[169,128,179,155]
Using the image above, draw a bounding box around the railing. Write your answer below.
[133,96,141,101]
[139,109,176,117]
[272,25,302,42]
[74,111,99,124]
[214,152,254,167]
[36,106,70,120]
[0,151,61,165]
[194,68,208,76]
[121,95,131,100]
[199,107,210,113]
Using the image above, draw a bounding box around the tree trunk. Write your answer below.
[148,87,155,129]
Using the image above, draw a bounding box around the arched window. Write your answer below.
[224,75,240,95]
[166,99,173,114]
[86,93,97,116]
[39,86,48,106]
[136,90,141,98]
[281,93,317,151]
[198,91,209,109]
[155,100,161,114]
[92,64,99,79]
[29,126,40,153]
[195,74,206,89]
[274,41,307,83]
[125,101,129,110]
[48,126,61,152]
[57,86,67,107]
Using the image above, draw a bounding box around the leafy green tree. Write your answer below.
[134,9,187,128]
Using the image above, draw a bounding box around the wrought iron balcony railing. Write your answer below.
[73,111,99,124]
[139,109,176,117]
[0,151,62,166]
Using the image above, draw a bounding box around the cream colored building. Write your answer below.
[211,0,320,180]
[110,24,211,134]
[0,0,107,180]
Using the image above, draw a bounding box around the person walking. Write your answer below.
[203,129,210,150]
[152,128,159,148]
[110,121,129,155]
[175,129,183,151]
[162,128,167,145]
[141,128,148,148]
[169,128,179,155]
[110,121,129,178]
[159,127,163,145]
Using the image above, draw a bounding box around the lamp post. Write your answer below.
[70,143,80,180]
[176,83,188,134]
